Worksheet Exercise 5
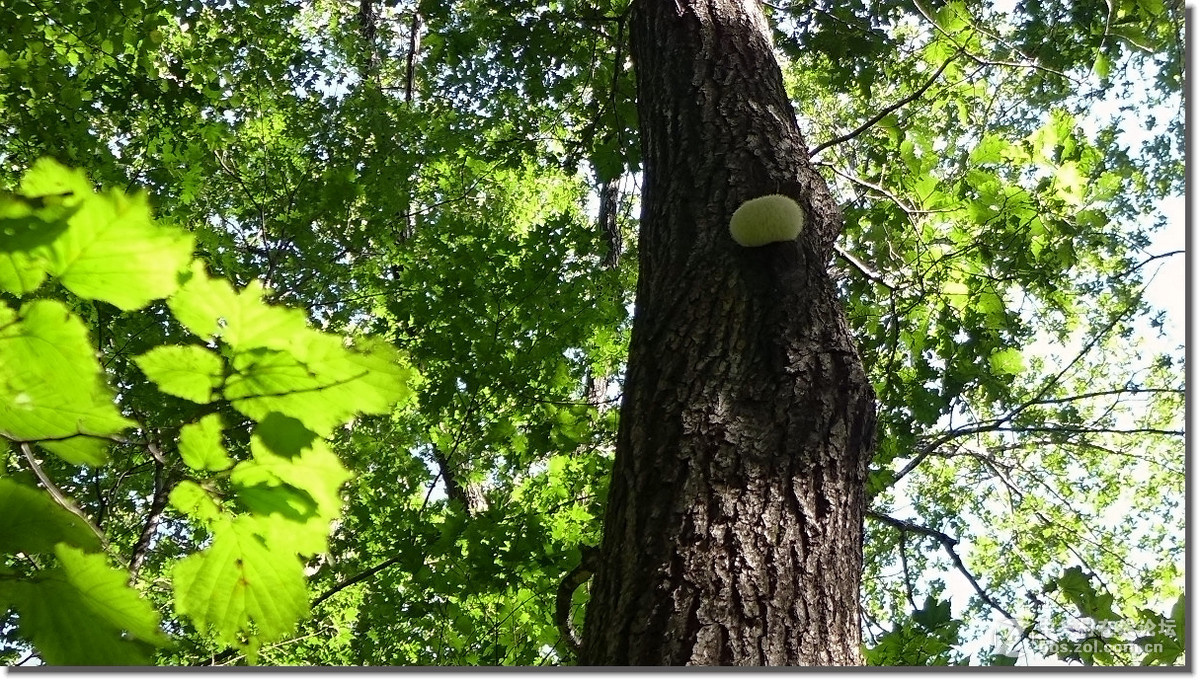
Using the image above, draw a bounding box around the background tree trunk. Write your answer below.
[579,0,877,666]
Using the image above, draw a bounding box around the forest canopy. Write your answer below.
[0,0,1184,666]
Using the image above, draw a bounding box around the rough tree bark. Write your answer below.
[579,0,877,666]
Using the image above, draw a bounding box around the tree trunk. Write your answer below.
[579,0,876,666]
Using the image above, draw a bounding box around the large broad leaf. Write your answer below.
[0,248,50,298]
[172,517,308,650]
[0,299,134,465]
[229,420,353,556]
[168,262,312,352]
[0,159,194,309]
[177,413,233,472]
[134,344,225,404]
[0,190,75,294]
[47,189,194,310]
[39,436,120,469]
[18,157,94,200]
[0,158,89,260]
[0,476,102,555]
[224,337,420,437]
[168,480,226,526]
[168,263,421,435]
[988,347,1024,376]
[2,544,169,665]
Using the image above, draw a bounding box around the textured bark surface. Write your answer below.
[579,0,876,666]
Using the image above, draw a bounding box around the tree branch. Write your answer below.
[911,0,1078,84]
[311,553,407,609]
[809,50,961,159]
[893,290,1157,485]
[20,442,105,547]
[555,545,599,658]
[833,244,895,290]
[405,10,422,103]
[128,441,174,582]
[867,510,1016,622]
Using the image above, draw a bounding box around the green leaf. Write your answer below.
[168,262,312,351]
[968,134,1012,165]
[913,596,956,632]
[0,476,102,554]
[56,544,170,643]
[253,412,319,458]
[224,337,420,437]
[0,184,77,298]
[943,280,970,312]
[135,344,225,403]
[45,189,194,310]
[172,518,308,649]
[168,263,421,435]
[0,299,134,464]
[19,158,94,200]
[178,413,233,471]
[3,159,193,308]
[988,348,1024,376]
[39,436,118,469]
[4,544,168,665]
[976,289,1007,326]
[0,248,51,297]
[230,429,352,556]
[1137,596,1184,665]
[1056,566,1121,622]
[0,191,73,254]
[168,480,225,525]
[987,653,1018,666]
[1093,51,1111,80]
[1054,161,1086,206]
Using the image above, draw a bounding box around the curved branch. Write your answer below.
[20,443,105,547]
[311,553,407,609]
[833,243,895,290]
[128,444,174,581]
[555,545,599,657]
[867,510,1016,623]
[809,50,961,159]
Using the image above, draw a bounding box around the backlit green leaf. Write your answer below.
[988,348,1024,376]
[3,159,193,308]
[168,262,312,351]
[224,337,420,437]
[0,299,134,464]
[173,518,308,649]
[0,476,102,554]
[178,413,233,471]
[169,480,225,525]
[135,345,225,404]
[4,544,168,665]
[45,189,194,310]
[230,429,352,556]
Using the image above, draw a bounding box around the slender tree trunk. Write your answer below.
[579,0,876,666]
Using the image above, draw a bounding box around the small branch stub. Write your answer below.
[729,194,806,247]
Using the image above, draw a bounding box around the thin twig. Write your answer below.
[911,0,1077,84]
[311,554,408,608]
[809,50,961,158]
[868,510,1016,622]
[20,443,105,546]
[834,244,895,290]
[893,290,1154,485]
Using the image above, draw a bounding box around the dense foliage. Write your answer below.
[0,0,1183,666]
